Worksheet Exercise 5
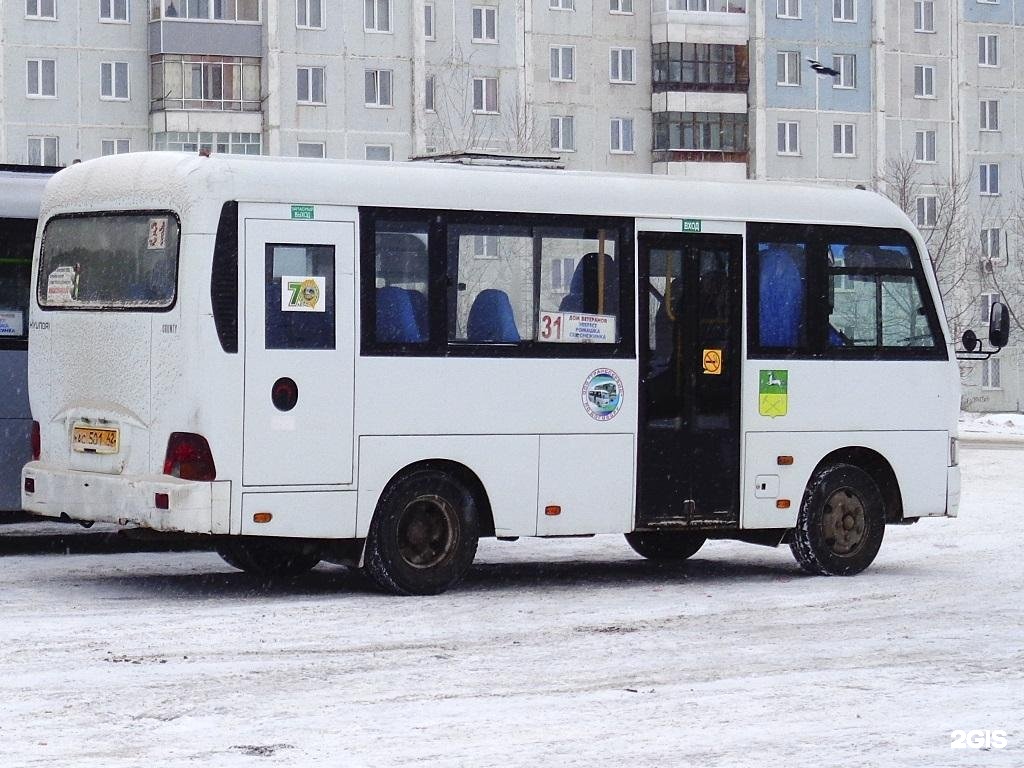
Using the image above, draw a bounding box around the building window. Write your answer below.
[913,0,933,32]
[100,61,130,100]
[472,6,497,43]
[28,137,59,166]
[669,0,711,9]
[980,163,1000,196]
[364,0,391,32]
[981,228,1001,264]
[914,65,935,98]
[549,0,573,9]
[154,0,258,21]
[980,292,1000,324]
[653,43,747,90]
[832,123,855,157]
[654,111,748,152]
[151,55,261,112]
[298,142,325,158]
[777,0,799,18]
[364,69,393,107]
[472,76,498,113]
[978,35,998,67]
[914,130,936,163]
[777,51,800,86]
[26,59,56,98]
[365,144,392,161]
[610,0,632,13]
[982,357,1000,389]
[833,0,854,22]
[424,2,434,39]
[610,48,636,83]
[550,46,575,81]
[297,66,326,104]
[425,74,435,111]
[550,116,575,152]
[100,0,128,21]
[610,117,634,153]
[777,121,799,155]
[296,0,323,29]
[980,99,999,131]
[101,139,131,155]
[916,195,936,227]
[152,131,261,154]
[26,0,56,18]
[832,54,855,88]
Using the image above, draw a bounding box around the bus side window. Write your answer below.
[758,243,807,349]
[265,244,336,350]
[372,221,430,345]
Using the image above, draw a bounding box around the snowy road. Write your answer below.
[2,445,1021,768]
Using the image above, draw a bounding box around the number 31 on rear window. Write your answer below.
[147,218,167,250]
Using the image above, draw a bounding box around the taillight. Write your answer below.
[31,421,40,461]
[163,432,217,481]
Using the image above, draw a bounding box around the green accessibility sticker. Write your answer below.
[759,369,788,418]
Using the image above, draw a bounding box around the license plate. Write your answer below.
[71,424,119,454]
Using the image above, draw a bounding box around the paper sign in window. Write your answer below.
[281,275,326,313]
[538,310,616,343]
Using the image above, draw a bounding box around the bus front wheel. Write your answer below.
[790,463,885,576]
[624,531,706,561]
[363,469,480,596]
[216,538,322,580]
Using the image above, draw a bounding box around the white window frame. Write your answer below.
[27,136,59,166]
[832,0,855,22]
[101,138,131,155]
[549,0,573,10]
[364,0,392,33]
[424,2,435,40]
[298,141,326,158]
[777,0,800,19]
[981,357,1001,390]
[550,46,575,82]
[913,0,934,32]
[365,69,393,108]
[914,65,935,98]
[980,99,999,131]
[610,117,634,154]
[550,115,575,152]
[609,48,636,84]
[365,144,393,161]
[25,0,56,19]
[472,6,497,43]
[472,76,498,114]
[425,74,435,112]
[916,195,937,228]
[832,54,855,89]
[981,228,1001,264]
[777,51,800,86]
[609,0,633,14]
[777,121,800,155]
[980,292,1000,325]
[296,0,324,29]
[832,123,856,157]
[99,0,128,22]
[914,130,936,163]
[978,35,998,67]
[26,59,57,99]
[297,66,326,105]
[100,61,130,101]
[980,163,1000,196]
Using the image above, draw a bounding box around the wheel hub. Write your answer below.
[821,488,867,556]
[397,494,458,569]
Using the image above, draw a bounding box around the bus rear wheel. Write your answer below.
[363,469,480,596]
[216,538,322,580]
[790,463,885,576]
[624,531,706,561]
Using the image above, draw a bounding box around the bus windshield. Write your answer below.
[38,213,180,310]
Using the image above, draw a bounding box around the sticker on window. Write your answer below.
[539,311,616,343]
[147,218,168,250]
[0,311,23,337]
[281,275,326,312]
[46,265,79,303]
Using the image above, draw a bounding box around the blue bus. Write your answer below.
[1,166,57,515]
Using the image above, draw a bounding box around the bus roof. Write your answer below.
[40,152,916,235]
[0,167,55,219]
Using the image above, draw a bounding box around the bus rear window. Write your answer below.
[38,213,180,310]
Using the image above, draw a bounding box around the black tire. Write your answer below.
[216,538,322,579]
[363,469,480,596]
[790,463,886,576]
[624,531,706,561]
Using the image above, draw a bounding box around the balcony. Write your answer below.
[652,0,748,47]
[653,43,749,94]
[149,0,261,57]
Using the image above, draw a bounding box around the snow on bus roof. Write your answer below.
[40,151,914,235]
[0,168,54,219]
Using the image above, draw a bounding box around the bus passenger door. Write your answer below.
[242,216,355,486]
[637,232,741,529]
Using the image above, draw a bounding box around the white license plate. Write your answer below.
[71,424,120,454]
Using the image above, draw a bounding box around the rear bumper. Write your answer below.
[946,464,961,518]
[21,461,230,535]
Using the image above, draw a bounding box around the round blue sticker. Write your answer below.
[582,368,623,421]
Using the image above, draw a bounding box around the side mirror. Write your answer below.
[989,301,1010,349]
[961,329,979,352]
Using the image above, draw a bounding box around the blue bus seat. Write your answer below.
[559,252,618,315]
[376,286,424,343]
[467,289,520,342]
[759,246,804,347]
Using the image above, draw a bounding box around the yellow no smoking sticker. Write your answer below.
[702,348,723,375]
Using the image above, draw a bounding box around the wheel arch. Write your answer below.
[375,459,496,538]
[808,446,904,524]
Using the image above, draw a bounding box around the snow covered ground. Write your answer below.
[2,444,1021,768]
